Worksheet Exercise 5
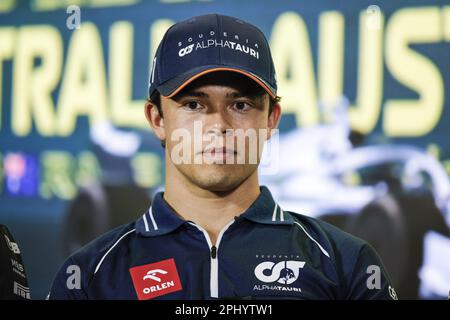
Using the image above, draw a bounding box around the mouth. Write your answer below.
[201,147,238,160]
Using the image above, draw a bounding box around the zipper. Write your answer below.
[211,245,217,259]
[188,220,235,298]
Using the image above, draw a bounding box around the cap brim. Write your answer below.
[157,66,277,99]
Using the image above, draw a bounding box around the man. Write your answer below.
[49,13,397,300]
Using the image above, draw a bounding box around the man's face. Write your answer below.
[148,71,280,192]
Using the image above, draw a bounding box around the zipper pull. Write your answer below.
[211,245,217,259]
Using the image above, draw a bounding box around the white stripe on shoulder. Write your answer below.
[280,207,285,222]
[293,221,330,258]
[143,211,150,232]
[94,228,136,274]
[149,206,158,230]
[271,203,278,221]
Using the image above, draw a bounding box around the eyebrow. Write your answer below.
[178,90,262,99]
[178,91,209,98]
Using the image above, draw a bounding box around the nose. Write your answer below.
[204,111,232,137]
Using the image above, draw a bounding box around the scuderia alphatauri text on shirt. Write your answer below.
[48,186,398,300]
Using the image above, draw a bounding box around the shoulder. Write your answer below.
[286,210,395,299]
[287,211,368,251]
[48,222,138,299]
[285,210,378,271]
[66,222,137,279]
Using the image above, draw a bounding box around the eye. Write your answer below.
[233,101,252,112]
[182,101,203,111]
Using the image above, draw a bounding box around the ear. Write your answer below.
[267,102,281,139]
[144,101,166,142]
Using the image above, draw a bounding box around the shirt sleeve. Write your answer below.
[345,243,399,300]
[47,257,88,300]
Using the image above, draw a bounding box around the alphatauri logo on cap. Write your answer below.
[129,258,182,300]
[177,31,260,59]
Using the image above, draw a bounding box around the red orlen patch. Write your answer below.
[129,258,182,300]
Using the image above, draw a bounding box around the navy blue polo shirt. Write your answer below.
[48,186,397,300]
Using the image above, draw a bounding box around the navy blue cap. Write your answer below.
[148,14,277,99]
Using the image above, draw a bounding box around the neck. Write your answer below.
[163,165,260,245]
